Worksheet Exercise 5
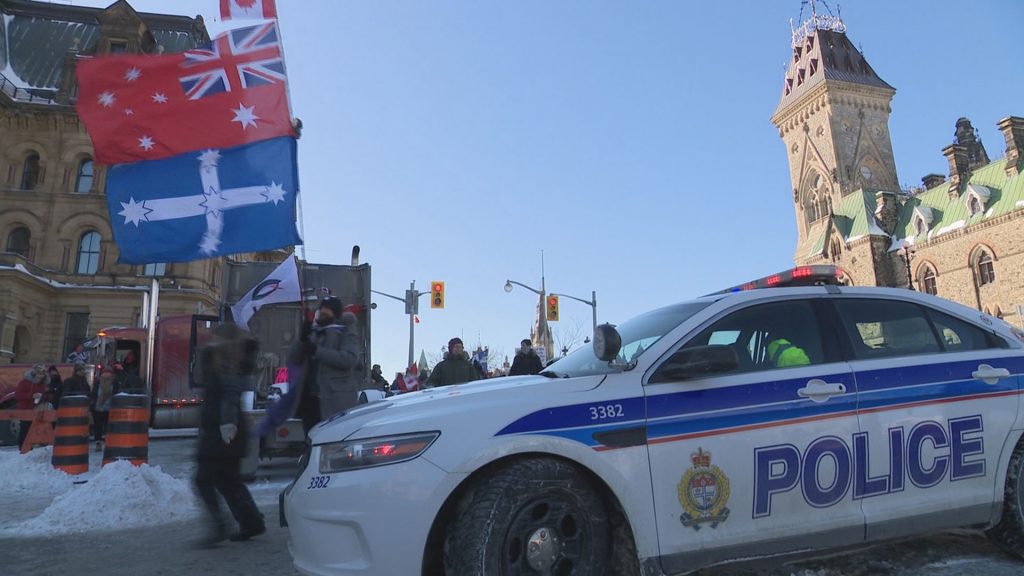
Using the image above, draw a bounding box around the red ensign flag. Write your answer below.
[75,22,293,164]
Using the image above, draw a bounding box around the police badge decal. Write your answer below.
[678,448,731,530]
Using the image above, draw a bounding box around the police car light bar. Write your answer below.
[707,265,845,295]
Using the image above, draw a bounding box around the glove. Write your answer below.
[220,423,238,444]
[32,392,42,404]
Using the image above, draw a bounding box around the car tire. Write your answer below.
[988,439,1024,557]
[443,458,610,576]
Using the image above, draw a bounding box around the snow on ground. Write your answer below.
[0,449,200,537]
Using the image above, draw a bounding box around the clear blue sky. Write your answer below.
[70,0,1022,375]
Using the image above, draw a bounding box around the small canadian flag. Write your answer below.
[220,0,277,20]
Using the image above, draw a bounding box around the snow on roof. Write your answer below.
[2,263,148,291]
[0,449,199,537]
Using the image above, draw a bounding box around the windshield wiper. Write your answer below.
[539,370,566,378]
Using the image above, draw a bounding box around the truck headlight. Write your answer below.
[318,432,440,473]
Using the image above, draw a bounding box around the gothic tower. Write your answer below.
[770,10,900,268]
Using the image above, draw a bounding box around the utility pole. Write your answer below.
[372,281,428,368]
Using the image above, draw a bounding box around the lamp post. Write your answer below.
[899,245,916,291]
[371,280,427,368]
[504,271,551,360]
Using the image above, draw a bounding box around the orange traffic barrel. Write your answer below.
[102,394,150,466]
[51,395,90,475]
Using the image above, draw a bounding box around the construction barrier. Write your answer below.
[0,408,57,453]
[102,394,150,466]
[51,395,90,475]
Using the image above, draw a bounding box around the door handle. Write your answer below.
[973,364,1011,385]
[797,378,847,403]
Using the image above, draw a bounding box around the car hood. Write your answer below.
[308,374,605,445]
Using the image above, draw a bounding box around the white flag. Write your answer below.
[232,256,300,327]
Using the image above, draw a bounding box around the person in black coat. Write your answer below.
[509,339,544,376]
[194,323,265,547]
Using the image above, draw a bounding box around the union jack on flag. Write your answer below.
[179,22,286,101]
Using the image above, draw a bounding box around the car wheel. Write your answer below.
[988,439,1024,557]
[443,458,610,576]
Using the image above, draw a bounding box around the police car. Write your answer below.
[282,266,1024,575]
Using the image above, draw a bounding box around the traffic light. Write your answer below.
[546,295,559,321]
[430,281,445,309]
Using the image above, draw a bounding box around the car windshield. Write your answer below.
[543,300,716,377]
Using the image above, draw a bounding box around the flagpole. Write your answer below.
[145,277,159,396]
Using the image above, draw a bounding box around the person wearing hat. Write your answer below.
[14,364,49,449]
[64,363,91,396]
[289,296,366,433]
[427,338,479,387]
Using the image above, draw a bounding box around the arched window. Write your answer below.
[5,227,30,258]
[75,158,94,193]
[977,252,995,285]
[21,153,40,190]
[920,266,937,296]
[968,196,982,216]
[76,231,101,274]
[143,262,166,276]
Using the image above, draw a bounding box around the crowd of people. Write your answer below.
[13,356,145,451]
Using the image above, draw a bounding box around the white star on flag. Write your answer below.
[231,103,260,130]
[152,92,168,104]
[124,108,134,116]
[263,182,286,204]
[138,135,155,150]
[198,149,222,165]
[118,197,151,226]
[98,91,115,107]
[124,67,141,82]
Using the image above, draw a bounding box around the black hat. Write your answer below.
[319,296,343,317]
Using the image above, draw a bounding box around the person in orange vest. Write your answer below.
[14,364,49,449]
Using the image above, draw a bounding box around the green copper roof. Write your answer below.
[895,158,1024,244]
[834,189,886,240]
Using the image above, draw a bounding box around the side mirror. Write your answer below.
[593,323,622,362]
[649,345,739,383]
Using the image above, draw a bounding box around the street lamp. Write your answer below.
[899,245,916,291]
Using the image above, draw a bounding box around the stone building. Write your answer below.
[771,12,1024,324]
[0,0,219,364]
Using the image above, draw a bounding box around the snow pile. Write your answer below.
[0,447,75,494]
[9,460,200,537]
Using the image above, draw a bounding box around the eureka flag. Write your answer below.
[106,136,302,264]
[75,22,293,164]
[221,0,278,20]
[232,256,301,327]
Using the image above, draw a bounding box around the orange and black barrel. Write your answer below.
[102,394,150,466]
[51,395,90,475]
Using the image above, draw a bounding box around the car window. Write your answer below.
[925,308,1004,352]
[832,299,941,359]
[680,300,825,374]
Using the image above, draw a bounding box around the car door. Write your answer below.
[829,296,1022,540]
[644,297,861,573]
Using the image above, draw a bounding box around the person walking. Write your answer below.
[509,339,544,376]
[14,364,48,449]
[194,323,265,547]
[427,338,479,387]
[289,297,365,433]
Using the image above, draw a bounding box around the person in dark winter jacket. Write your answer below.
[427,338,479,387]
[289,297,365,433]
[45,365,64,409]
[509,339,544,376]
[194,323,265,548]
[63,363,91,396]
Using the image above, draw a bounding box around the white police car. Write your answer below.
[282,267,1024,575]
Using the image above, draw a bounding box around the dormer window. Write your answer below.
[797,68,806,86]
[965,184,992,217]
[911,206,934,237]
[809,58,819,76]
[110,40,128,54]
